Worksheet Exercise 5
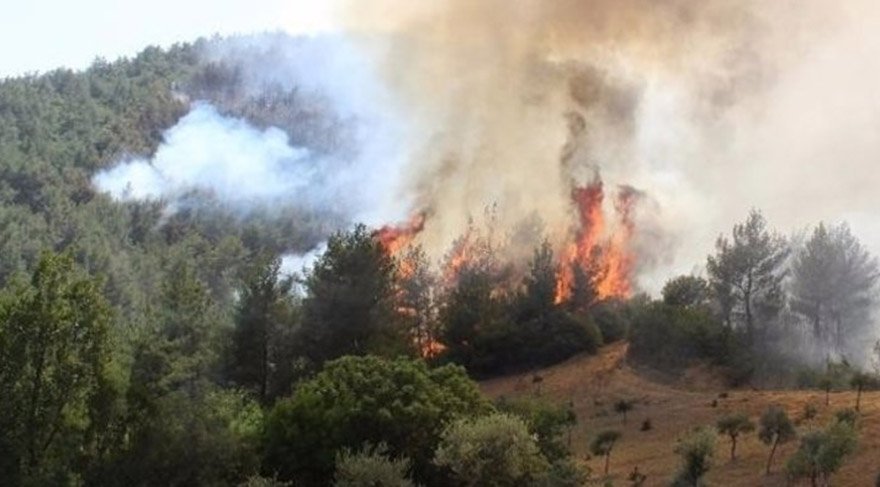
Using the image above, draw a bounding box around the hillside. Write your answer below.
[481,343,880,486]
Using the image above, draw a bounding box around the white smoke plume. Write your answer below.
[94,34,414,227]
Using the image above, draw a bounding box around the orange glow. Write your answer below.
[374,212,427,255]
[555,179,637,304]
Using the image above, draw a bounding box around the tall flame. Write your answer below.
[555,178,638,304]
[374,212,427,256]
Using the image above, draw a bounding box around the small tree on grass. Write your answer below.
[818,375,833,407]
[614,399,635,425]
[850,372,877,412]
[716,413,755,461]
[786,420,857,487]
[590,430,621,476]
[672,427,715,486]
[758,406,797,475]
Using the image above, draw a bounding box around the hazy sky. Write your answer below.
[0,0,341,77]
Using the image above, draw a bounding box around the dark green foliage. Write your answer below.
[496,396,577,461]
[758,406,797,475]
[0,252,115,484]
[629,301,746,380]
[786,420,857,486]
[228,256,300,404]
[262,356,490,486]
[301,225,407,365]
[334,444,415,487]
[672,427,715,487]
[589,430,621,476]
[834,408,858,427]
[662,275,709,309]
[591,300,628,343]
[716,413,755,460]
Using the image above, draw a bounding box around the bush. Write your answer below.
[835,408,858,427]
[786,421,857,486]
[496,397,577,461]
[434,413,550,486]
[628,302,749,382]
[672,427,715,486]
[262,356,490,485]
[591,300,628,343]
[334,445,415,487]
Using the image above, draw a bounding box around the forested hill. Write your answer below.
[0,37,344,327]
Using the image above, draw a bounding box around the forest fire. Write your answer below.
[374,212,427,256]
[555,179,638,304]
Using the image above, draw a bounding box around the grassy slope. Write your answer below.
[480,343,880,486]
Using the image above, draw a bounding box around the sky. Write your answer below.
[0,0,340,77]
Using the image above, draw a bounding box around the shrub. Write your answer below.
[334,444,415,487]
[672,427,715,486]
[434,413,550,486]
[786,421,857,486]
[496,397,577,461]
[262,356,490,485]
[591,301,628,343]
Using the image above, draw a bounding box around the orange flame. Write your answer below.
[555,179,638,304]
[374,212,427,256]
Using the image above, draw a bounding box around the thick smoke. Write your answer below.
[95,1,880,303]
[310,0,880,293]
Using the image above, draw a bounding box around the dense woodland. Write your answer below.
[1,36,879,486]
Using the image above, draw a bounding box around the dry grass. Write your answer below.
[480,342,880,486]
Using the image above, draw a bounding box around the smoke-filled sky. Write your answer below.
[11,0,880,294]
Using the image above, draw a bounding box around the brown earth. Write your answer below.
[479,342,880,486]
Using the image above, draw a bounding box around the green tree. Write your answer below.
[672,427,715,487]
[758,406,797,475]
[0,251,115,484]
[706,210,788,343]
[716,413,755,461]
[334,444,415,487]
[301,225,403,365]
[434,413,549,487]
[263,356,490,485]
[850,371,877,412]
[662,275,710,309]
[590,430,621,476]
[786,420,857,487]
[791,223,879,352]
[229,256,298,404]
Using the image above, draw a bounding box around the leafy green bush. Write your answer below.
[334,444,415,487]
[434,413,549,487]
[672,427,715,486]
[497,397,577,461]
[262,356,490,485]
